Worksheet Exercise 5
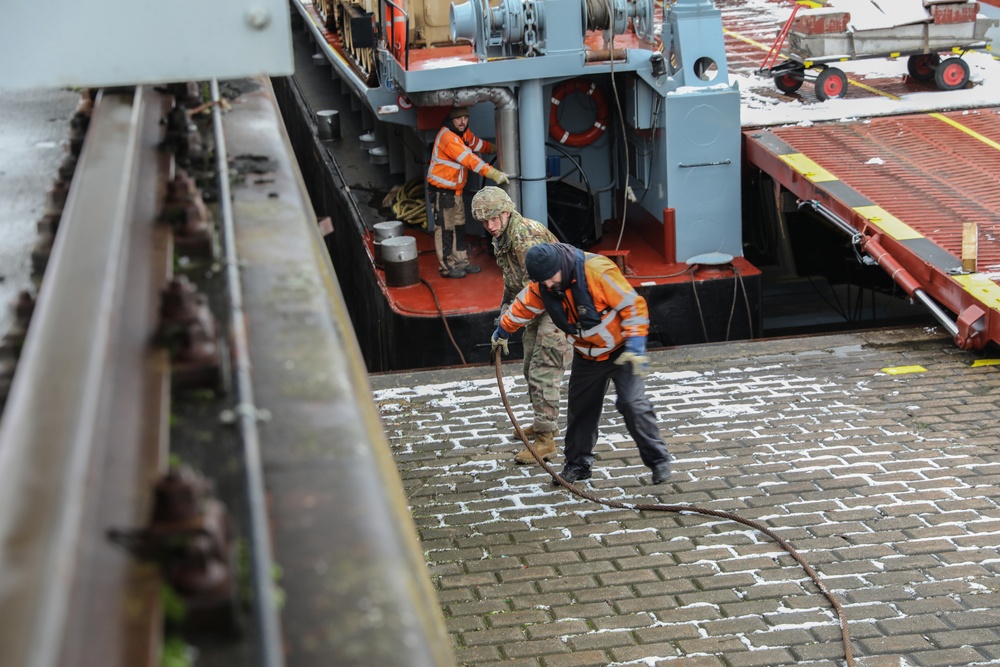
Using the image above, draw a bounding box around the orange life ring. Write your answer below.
[386,2,406,61]
[549,79,609,147]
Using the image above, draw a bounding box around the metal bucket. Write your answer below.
[381,236,419,287]
[373,220,403,268]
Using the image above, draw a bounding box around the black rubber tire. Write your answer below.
[935,57,970,91]
[907,53,941,82]
[774,72,804,94]
[815,67,848,101]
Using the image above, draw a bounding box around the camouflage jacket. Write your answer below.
[492,211,559,308]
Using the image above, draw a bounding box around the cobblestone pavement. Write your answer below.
[371,328,1000,667]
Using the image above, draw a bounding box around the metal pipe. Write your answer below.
[210,79,286,667]
[799,199,960,338]
[913,289,960,337]
[518,78,547,224]
[408,87,521,209]
[798,199,859,237]
[584,48,629,62]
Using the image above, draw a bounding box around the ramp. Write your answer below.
[745,108,1000,349]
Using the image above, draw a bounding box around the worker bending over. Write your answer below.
[491,243,672,485]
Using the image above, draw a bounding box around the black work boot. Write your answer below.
[554,465,591,485]
[441,267,466,278]
[651,460,672,485]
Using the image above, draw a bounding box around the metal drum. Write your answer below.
[381,236,419,287]
[373,220,403,268]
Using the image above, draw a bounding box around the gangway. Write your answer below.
[744,109,1000,350]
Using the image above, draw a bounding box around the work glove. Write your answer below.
[485,167,509,185]
[482,143,497,155]
[615,336,650,378]
[491,326,510,356]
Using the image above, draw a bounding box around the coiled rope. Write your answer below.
[492,351,856,666]
[391,179,428,229]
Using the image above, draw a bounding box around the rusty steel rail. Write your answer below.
[222,77,456,667]
[0,88,172,667]
[0,77,456,667]
[209,78,285,667]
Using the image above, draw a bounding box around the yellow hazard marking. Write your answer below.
[882,365,927,375]
[953,273,1000,309]
[972,359,1000,367]
[779,153,839,182]
[853,205,923,240]
[930,113,1000,152]
[722,28,774,53]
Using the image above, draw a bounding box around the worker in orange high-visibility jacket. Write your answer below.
[426,105,509,279]
[491,242,673,486]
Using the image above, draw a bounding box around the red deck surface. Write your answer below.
[758,108,1000,271]
[745,107,1000,348]
[368,221,754,318]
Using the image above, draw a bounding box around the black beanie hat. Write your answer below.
[525,244,561,282]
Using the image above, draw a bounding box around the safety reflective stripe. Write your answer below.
[574,312,616,355]
[428,129,464,188]
[428,127,490,191]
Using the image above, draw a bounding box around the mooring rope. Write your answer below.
[492,351,855,666]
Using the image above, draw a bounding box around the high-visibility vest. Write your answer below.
[501,253,650,361]
[426,127,494,195]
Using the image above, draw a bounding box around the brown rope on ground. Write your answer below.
[421,277,467,365]
[492,351,855,667]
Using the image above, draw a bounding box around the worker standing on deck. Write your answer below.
[427,106,509,279]
[472,187,571,465]
[490,243,672,486]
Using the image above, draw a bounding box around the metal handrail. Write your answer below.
[0,87,170,667]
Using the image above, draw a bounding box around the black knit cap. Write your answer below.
[525,244,561,282]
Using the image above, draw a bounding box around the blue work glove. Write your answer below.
[491,326,510,356]
[616,336,650,377]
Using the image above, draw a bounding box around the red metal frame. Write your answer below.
[759,3,802,73]
[744,136,999,350]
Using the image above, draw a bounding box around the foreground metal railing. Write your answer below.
[0,87,171,667]
[0,77,455,667]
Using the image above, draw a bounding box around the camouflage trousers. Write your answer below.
[522,313,572,434]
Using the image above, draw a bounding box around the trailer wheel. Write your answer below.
[907,54,941,82]
[815,68,848,101]
[935,57,970,91]
[774,72,804,94]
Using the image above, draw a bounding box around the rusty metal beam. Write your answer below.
[0,87,172,667]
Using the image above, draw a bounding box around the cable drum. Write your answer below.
[585,0,612,31]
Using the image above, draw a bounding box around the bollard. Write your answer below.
[381,236,419,287]
[369,145,389,165]
[373,221,403,268]
[317,110,340,141]
[312,53,328,67]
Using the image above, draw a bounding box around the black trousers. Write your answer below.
[563,350,670,472]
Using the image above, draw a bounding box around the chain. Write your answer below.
[523,0,540,56]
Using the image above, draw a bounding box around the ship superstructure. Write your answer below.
[288,0,760,370]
